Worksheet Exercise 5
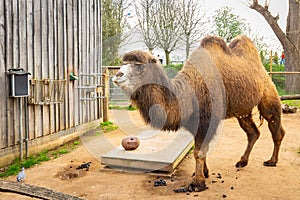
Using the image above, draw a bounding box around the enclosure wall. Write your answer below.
[0,0,102,159]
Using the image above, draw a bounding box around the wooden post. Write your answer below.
[270,50,273,79]
[103,68,109,122]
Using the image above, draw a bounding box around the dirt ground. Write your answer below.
[1,109,300,200]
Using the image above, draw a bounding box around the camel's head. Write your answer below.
[112,50,160,95]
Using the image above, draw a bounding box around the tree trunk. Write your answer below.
[284,0,300,93]
[250,0,300,93]
[186,35,190,60]
[165,50,171,65]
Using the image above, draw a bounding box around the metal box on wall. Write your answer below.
[7,68,31,97]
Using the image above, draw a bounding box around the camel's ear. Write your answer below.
[149,57,157,64]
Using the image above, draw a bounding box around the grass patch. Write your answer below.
[281,100,300,108]
[109,105,137,111]
[0,140,81,178]
[0,150,51,178]
[188,145,195,154]
[100,121,118,132]
[52,148,69,157]
[73,141,80,145]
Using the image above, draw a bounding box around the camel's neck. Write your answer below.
[130,71,182,131]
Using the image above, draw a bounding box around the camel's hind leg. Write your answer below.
[258,97,286,166]
[236,114,260,168]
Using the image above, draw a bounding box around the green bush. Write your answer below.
[262,62,287,95]
[163,64,183,78]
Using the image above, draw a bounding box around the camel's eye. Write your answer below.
[136,64,145,72]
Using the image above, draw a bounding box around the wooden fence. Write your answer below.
[0,0,104,163]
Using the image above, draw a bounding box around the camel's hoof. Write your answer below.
[187,182,208,192]
[235,160,248,168]
[263,160,277,167]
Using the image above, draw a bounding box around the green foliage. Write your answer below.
[163,64,183,78]
[164,64,184,71]
[263,62,285,72]
[102,0,127,66]
[188,145,195,154]
[0,151,50,178]
[100,121,119,132]
[109,105,137,110]
[58,149,69,154]
[263,62,287,95]
[0,141,80,178]
[281,100,300,108]
[213,6,248,43]
[0,163,21,177]
[52,148,69,156]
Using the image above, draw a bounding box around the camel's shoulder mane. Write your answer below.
[200,36,231,54]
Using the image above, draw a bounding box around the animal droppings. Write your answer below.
[173,187,187,193]
[154,179,167,187]
[221,180,224,183]
[76,161,91,170]
[231,186,234,190]
[212,180,217,183]
[223,194,227,198]
[217,173,222,179]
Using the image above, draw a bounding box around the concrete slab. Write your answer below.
[101,129,194,172]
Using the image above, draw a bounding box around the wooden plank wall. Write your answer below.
[0,0,102,150]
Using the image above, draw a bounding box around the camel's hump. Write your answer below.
[200,36,231,54]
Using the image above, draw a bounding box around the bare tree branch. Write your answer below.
[179,0,207,59]
[249,0,290,48]
[151,0,183,64]
[135,0,157,52]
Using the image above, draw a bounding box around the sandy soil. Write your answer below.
[1,109,300,200]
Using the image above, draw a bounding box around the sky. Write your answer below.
[122,0,289,60]
[203,0,288,51]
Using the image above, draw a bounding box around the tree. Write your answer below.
[151,0,182,65]
[179,0,207,59]
[135,0,157,53]
[213,6,248,43]
[250,0,300,93]
[102,0,131,66]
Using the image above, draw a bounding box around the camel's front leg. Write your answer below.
[188,148,207,192]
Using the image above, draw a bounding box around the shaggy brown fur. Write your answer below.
[122,50,158,64]
[113,35,285,192]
